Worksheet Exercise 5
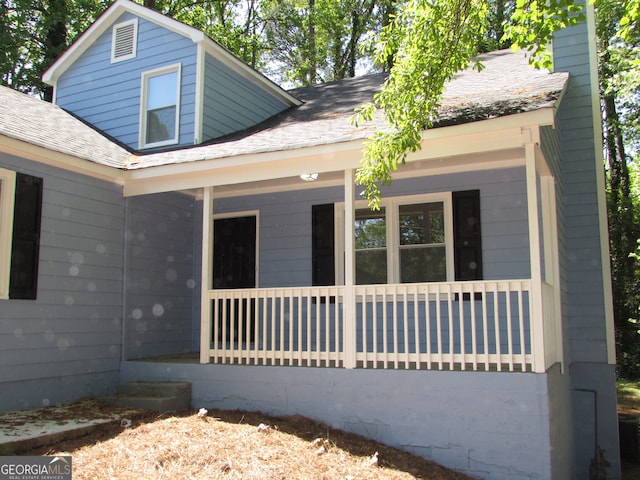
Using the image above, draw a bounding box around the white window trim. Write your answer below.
[111,18,138,63]
[139,63,181,149]
[0,168,16,299]
[213,210,260,288]
[336,192,454,285]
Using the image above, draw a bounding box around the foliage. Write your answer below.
[261,0,392,86]
[0,0,109,96]
[351,0,583,209]
[596,0,640,378]
[351,0,489,209]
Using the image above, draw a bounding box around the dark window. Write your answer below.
[9,173,43,300]
[213,215,257,343]
[312,204,335,286]
[452,190,483,281]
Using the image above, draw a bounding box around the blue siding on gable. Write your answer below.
[201,54,290,141]
[55,13,197,150]
[0,154,124,411]
[124,192,199,359]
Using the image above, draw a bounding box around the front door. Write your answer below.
[213,215,257,343]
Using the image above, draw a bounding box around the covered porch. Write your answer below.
[169,116,565,375]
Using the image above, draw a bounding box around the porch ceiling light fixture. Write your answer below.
[300,173,318,182]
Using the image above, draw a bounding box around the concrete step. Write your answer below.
[102,381,191,412]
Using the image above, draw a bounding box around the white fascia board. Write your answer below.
[0,135,125,185]
[43,0,205,86]
[200,41,301,108]
[122,110,553,196]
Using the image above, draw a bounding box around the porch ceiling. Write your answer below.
[178,145,527,200]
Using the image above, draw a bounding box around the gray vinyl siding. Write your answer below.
[554,20,608,365]
[212,167,531,288]
[553,10,621,478]
[201,54,290,141]
[0,154,124,411]
[124,192,199,359]
[55,13,197,150]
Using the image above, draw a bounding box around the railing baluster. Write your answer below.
[481,283,489,371]
[323,289,329,367]
[212,297,219,364]
[382,287,388,369]
[435,283,443,370]
[506,286,514,371]
[412,285,420,370]
[447,285,454,370]
[304,286,313,367]
[458,284,465,371]
[269,291,276,365]
[392,288,399,369]
[492,284,501,371]
[518,284,526,371]
[425,284,432,370]
[335,289,341,367]
[315,289,321,366]
[470,287,477,371]
[371,288,378,368]
[402,285,409,368]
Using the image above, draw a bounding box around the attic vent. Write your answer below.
[111,19,138,63]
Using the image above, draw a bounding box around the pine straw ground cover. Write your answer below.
[28,408,474,480]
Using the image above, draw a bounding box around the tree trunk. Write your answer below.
[42,0,68,102]
[308,0,317,84]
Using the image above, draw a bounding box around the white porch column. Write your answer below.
[536,144,565,372]
[343,169,356,368]
[200,186,213,364]
[525,141,546,373]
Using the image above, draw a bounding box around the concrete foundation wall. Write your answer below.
[120,361,566,480]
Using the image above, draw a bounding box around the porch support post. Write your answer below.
[343,169,356,368]
[200,186,213,364]
[536,144,564,372]
[525,140,545,373]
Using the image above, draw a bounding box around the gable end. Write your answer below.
[111,18,138,63]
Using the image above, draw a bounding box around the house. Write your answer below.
[0,0,620,478]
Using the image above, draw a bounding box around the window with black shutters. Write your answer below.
[320,190,482,286]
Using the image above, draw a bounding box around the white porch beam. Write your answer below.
[343,169,356,369]
[123,110,555,197]
[200,186,213,364]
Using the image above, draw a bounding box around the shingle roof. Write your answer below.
[1,49,568,172]
[130,49,568,169]
[0,85,131,168]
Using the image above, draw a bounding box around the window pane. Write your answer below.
[355,208,386,249]
[400,246,446,283]
[356,250,387,284]
[399,203,444,245]
[147,71,177,109]
[146,106,176,144]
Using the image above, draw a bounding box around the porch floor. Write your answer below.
[130,352,200,364]
[129,352,531,372]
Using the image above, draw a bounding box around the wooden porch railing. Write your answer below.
[204,279,560,373]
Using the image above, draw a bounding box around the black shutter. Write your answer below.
[9,173,43,300]
[312,204,335,286]
[452,190,482,281]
